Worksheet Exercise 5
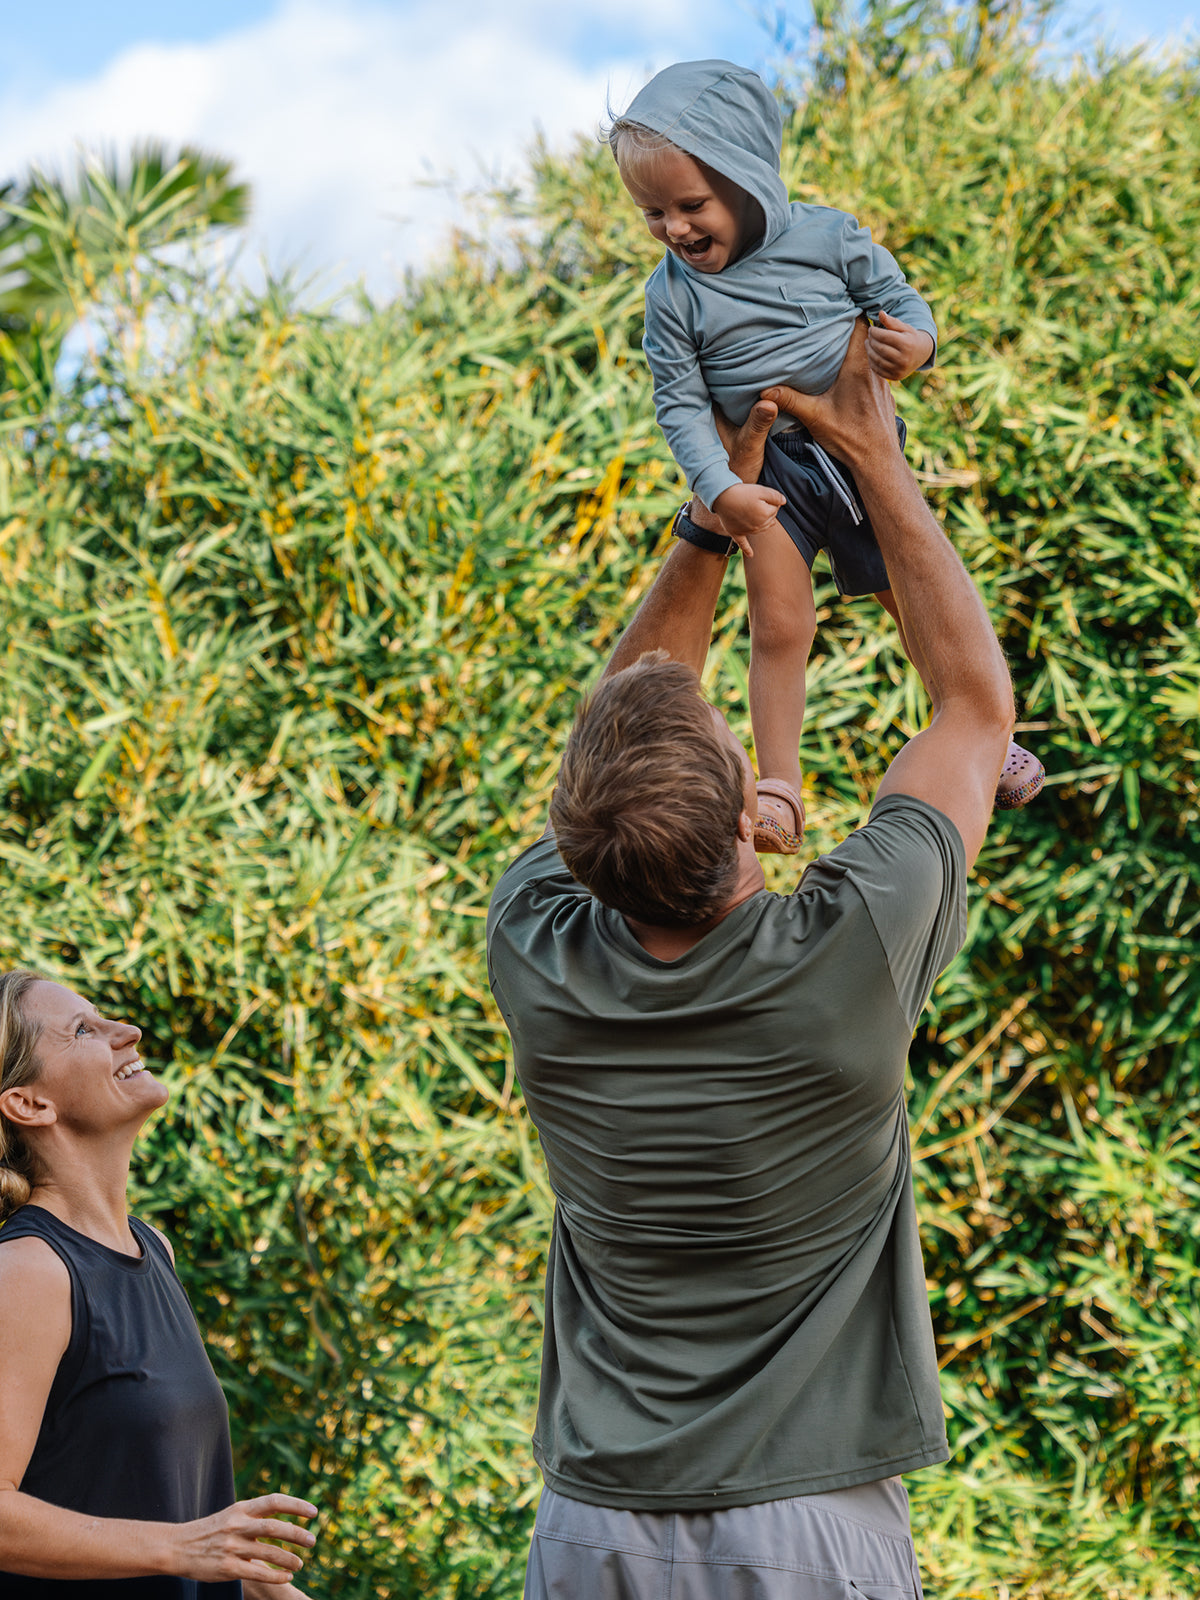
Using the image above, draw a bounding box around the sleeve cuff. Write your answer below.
[692,464,743,513]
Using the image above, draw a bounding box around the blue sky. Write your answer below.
[2,2,277,90]
[2,0,1195,297]
[3,0,1194,89]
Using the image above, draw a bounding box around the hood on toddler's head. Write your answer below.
[620,60,792,252]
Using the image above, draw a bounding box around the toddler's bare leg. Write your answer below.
[746,522,817,851]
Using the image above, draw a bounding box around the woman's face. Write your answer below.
[19,981,166,1133]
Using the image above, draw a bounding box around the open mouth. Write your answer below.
[681,237,714,259]
[114,1057,149,1082]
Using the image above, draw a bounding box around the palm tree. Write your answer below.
[0,142,251,405]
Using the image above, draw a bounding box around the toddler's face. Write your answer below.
[618,144,756,274]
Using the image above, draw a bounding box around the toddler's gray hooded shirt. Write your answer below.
[627,60,937,510]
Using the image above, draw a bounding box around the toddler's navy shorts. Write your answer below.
[759,416,907,597]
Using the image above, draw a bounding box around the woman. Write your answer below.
[0,969,318,1597]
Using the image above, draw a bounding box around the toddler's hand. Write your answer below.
[865,312,934,382]
[711,482,786,557]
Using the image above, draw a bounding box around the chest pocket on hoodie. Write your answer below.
[781,267,853,322]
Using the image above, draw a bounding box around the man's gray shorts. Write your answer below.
[524,1477,925,1599]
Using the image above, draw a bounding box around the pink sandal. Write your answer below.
[754,779,806,855]
[995,741,1044,810]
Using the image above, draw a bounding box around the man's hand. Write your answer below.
[761,320,899,471]
[710,482,786,557]
[865,311,934,382]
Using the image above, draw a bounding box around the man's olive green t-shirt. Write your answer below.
[486,794,966,1510]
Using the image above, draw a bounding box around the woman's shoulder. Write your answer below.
[0,1226,72,1316]
[0,1204,72,1258]
[0,1230,73,1412]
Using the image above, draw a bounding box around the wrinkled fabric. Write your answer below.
[525,1480,925,1599]
[623,59,936,509]
[487,797,965,1512]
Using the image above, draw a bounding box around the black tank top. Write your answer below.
[0,1206,241,1599]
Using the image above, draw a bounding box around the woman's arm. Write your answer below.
[0,1239,317,1585]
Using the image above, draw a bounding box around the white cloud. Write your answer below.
[0,0,716,299]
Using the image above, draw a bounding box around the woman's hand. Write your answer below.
[171,1495,317,1585]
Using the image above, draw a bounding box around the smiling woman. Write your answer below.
[0,970,318,1599]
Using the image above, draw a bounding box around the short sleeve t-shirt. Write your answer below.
[486,793,966,1511]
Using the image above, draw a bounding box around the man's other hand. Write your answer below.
[761,320,901,471]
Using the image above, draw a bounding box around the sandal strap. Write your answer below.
[755,778,806,835]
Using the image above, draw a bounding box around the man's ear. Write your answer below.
[0,1084,57,1131]
[737,809,755,843]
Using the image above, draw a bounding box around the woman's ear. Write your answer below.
[0,1084,57,1130]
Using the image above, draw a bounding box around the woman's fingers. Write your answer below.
[238,1496,318,1521]
[244,1557,308,1583]
[244,1518,316,1550]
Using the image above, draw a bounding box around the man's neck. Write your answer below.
[623,866,764,961]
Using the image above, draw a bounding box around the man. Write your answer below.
[486,323,1013,1599]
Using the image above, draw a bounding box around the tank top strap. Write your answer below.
[131,1215,175,1270]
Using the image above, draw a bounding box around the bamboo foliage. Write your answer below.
[0,4,1198,1594]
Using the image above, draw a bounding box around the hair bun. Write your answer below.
[0,1164,32,1223]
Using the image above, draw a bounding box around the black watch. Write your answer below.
[670,501,736,557]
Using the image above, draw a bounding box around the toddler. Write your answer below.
[609,59,1043,850]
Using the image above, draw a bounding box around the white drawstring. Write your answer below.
[808,441,863,525]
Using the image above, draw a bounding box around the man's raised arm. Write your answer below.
[532,402,778,840]
[603,401,779,681]
[763,322,1013,868]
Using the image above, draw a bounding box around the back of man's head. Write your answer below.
[550,652,746,927]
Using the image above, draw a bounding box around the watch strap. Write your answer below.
[670,502,736,557]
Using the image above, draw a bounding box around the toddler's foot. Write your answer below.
[754,779,806,855]
[995,741,1045,810]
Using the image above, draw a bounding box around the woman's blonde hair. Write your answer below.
[0,970,46,1223]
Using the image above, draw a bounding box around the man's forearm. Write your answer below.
[603,536,728,681]
[601,399,780,682]
[855,449,1012,725]
[762,329,1011,729]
